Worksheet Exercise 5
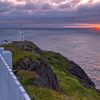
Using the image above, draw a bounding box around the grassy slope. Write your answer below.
[3,44,100,100]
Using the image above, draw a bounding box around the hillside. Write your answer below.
[2,40,100,100]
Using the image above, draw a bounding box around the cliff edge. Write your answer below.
[2,40,100,100]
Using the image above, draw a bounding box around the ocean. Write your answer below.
[0,27,100,90]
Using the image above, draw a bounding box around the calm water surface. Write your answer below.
[0,28,100,90]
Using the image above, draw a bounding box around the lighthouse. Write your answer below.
[19,24,24,41]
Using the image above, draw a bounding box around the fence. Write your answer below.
[0,48,31,100]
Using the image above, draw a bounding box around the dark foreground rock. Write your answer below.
[16,58,61,91]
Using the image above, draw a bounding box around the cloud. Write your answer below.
[0,0,100,24]
[0,1,12,14]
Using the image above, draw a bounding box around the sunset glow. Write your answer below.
[95,24,100,30]
[63,24,100,29]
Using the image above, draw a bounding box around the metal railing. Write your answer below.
[0,48,31,100]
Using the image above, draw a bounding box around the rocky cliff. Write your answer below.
[2,40,100,100]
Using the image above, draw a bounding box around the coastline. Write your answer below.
[1,40,100,100]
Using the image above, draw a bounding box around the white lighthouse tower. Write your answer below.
[19,24,24,41]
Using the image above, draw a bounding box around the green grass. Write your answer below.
[3,44,40,70]
[2,44,100,100]
[40,51,100,100]
[17,70,65,100]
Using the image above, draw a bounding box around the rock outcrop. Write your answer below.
[68,61,95,88]
[16,58,61,91]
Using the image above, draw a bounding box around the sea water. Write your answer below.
[0,28,100,90]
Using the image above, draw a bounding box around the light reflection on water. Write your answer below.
[0,28,100,89]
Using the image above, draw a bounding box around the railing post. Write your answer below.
[2,51,12,70]
[0,47,4,53]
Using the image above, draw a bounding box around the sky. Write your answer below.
[0,0,100,28]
